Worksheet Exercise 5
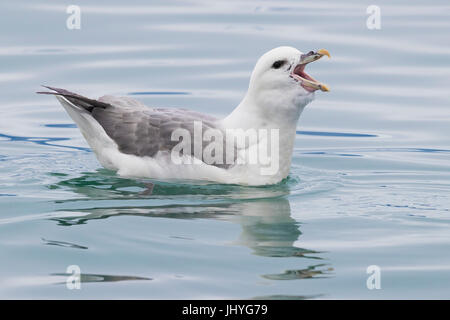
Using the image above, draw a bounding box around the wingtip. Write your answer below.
[41,85,56,91]
[36,91,54,95]
[37,85,67,96]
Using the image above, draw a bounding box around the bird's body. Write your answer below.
[39,46,330,186]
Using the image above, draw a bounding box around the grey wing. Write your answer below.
[91,104,233,168]
[36,88,232,167]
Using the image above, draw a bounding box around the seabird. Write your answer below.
[38,46,330,186]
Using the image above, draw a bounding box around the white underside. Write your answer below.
[57,96,291,186]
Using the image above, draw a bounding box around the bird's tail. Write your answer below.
[36,85,111,112]
[37,86,114,151]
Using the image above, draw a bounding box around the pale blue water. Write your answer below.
[1,0,450,299]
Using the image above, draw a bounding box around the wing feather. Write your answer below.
[91,100,232,168]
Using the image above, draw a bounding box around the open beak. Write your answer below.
[291,49,330,92]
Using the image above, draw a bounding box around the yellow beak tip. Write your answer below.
[320,84,330,92]
[318,49,331,58]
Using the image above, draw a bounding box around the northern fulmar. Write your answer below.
[38,46,330,186]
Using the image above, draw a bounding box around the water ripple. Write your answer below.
[0,132,90,152]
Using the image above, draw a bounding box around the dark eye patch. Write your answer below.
[272,60,287,69]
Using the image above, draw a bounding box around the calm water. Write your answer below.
[1,0,450,299]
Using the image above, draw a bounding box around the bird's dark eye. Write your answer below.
[272,60,286,69]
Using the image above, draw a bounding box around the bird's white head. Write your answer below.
[243,46,330,123]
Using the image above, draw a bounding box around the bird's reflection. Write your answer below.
[51,273,152,284]
[48,169,333,291]
[230,199,321,259]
